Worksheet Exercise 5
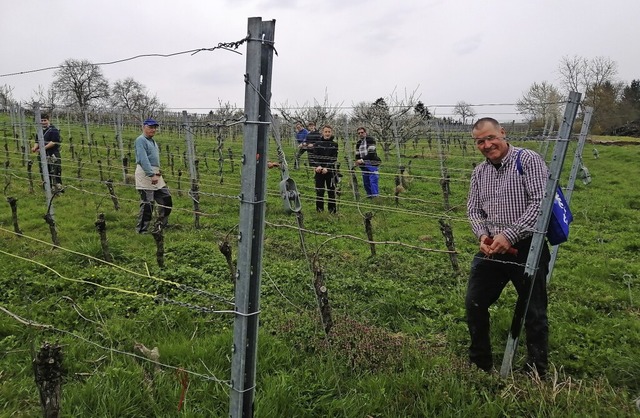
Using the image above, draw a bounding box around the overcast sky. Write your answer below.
[2,0,638,120]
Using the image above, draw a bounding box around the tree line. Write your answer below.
[517,55,640,136]
[2,55,638,138]
[1,59,165,123]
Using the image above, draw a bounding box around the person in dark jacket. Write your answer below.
[354,127,382,198]
[31,113,63,190]
[310,125,339,213]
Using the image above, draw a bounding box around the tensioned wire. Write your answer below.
[0,305,232,387]
[3,165,476,223]
[0,226,234,307]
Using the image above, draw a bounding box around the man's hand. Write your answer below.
[31,145,39,153]
[479,234,491,256]
[355,159,364,166]
[151,174,159,185]
[315,166,323,173]
[481,234,518,256]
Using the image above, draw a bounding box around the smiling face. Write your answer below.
[472,121,508,164]
[322,126,332,139]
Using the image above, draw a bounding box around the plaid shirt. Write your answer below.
[467,145,549,245]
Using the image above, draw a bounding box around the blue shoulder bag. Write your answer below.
[515,149,573,245]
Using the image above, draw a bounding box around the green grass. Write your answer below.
[1,113,639,416]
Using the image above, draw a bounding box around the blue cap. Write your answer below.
[143,118,159,126]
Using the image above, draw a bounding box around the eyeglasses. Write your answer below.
[473,135,502,146]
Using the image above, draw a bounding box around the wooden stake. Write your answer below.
[94,213,113,262]
[33,341,63,418]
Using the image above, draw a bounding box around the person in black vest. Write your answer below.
[31,113,63,191]
[309,125,338,213]
[354,127,382,198]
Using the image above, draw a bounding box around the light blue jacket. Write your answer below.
[135,134,160,177]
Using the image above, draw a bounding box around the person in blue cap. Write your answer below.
[134,118,172,233]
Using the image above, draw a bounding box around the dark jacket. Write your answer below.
[355,135,381,166]
[309,136,338,169]
[42,125,61,156]
[304,129,322,164]
[305,129,321,145]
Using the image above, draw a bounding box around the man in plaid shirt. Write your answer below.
[466,117,551,376]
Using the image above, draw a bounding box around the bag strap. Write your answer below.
[515,148,524,175]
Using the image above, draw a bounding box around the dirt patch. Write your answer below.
[589,140,640,146]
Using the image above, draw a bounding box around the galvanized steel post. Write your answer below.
[229,17,276,418]
[499,91,581,378]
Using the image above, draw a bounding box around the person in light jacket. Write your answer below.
[134,118,172,233]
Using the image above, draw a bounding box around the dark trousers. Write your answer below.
[136,187,173,233]
[38,152,63,187]
[465,239,550,373]
[314,171,336,213]
[294,145,307,169]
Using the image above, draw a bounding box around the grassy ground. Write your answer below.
[0,113,639,417]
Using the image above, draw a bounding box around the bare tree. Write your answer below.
[351,88,427,159]
[452,101,476,125]
[557,55,620,133]
[30,84,59,114]
[207,100,245,139]
[583,56,618,117]
[557,55,587,94]
[207,100,243,121]
[276,90,343,128]
[586,57,618,91]
[557,55,618,114]
[53,59,110,111]
[111,77,163,121]
[516,81,562,123]
[0,84,14,110]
